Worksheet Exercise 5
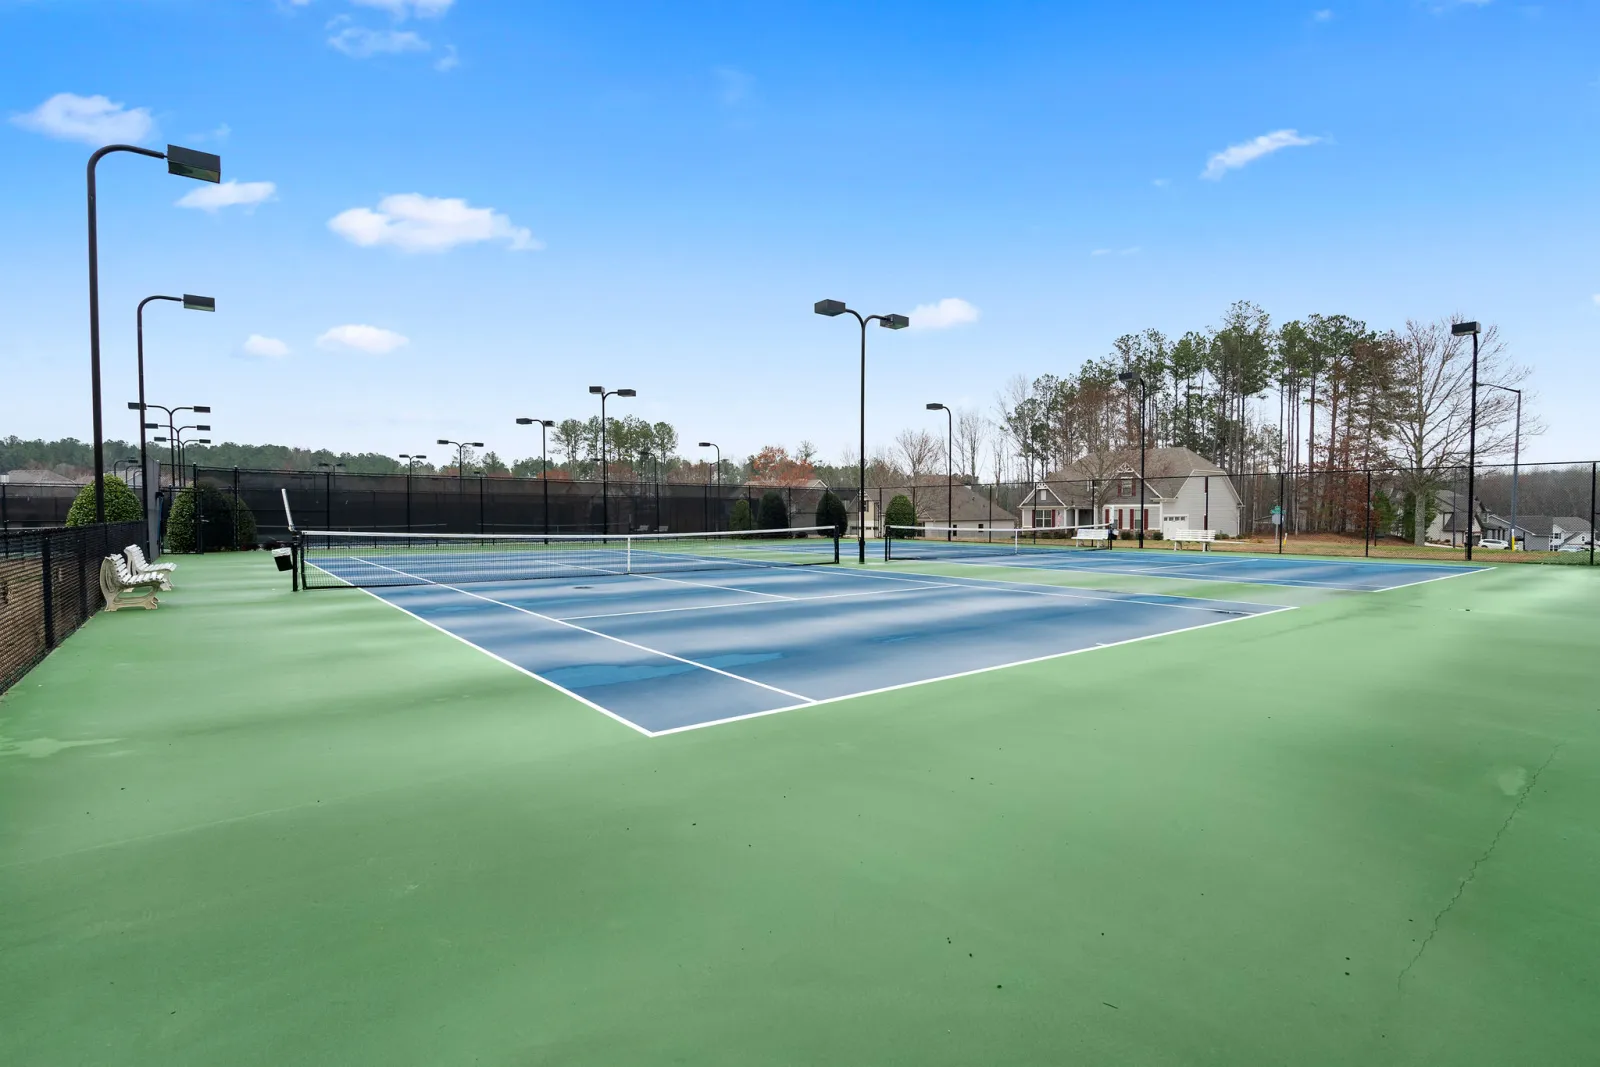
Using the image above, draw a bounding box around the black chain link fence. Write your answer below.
[1,522,145,695]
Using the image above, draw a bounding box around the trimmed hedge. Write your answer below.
[65,475,142,526]
[815,491,848,537]
[164,484,257,552]
[884,493,917,534]
[729,497,754,532]
[757,489,788,531]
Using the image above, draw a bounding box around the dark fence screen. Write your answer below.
[0,522,145,695]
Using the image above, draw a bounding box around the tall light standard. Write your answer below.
[515,418,556,535]
[588,386,635,534]
[1118,371,1149,548]
[133,402,211,487]
[399,453,427,532]
[698,441,721,531]
[1478,382,1521,550]
[814,300,910,562]
[926,403,953,540]
[173,424,211,479]
[1452,321,1481,561]
[436,439,484,480]
[317,461,345,529]
[88,143,221,521]
[130,294,214,545]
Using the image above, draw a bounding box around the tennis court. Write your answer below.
[291,527,1490,735]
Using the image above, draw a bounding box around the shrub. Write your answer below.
[1147,529,1164,540]
[164,484,236,553]
[815,491,848,537]
[729,497,754,532]
[756,489,788,532]
[231,496,259,548]
[64,475,142,526]
[884,493,917,535]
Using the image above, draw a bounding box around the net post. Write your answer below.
[290,532,300,592]
[833,532,840,564]
[626,534,633,575]
[883,529,890,562]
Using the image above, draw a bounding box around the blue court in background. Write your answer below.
[331,549,1484,735]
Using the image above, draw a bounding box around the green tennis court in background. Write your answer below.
[3,550,1598,1066]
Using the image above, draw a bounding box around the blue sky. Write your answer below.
[2,0,1595,466]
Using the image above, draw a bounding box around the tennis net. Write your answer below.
[297,527,840,588]
[884,524,1111,562]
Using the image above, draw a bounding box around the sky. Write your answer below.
[1,0,1596,467]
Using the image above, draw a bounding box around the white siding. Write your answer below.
[1169,474,1239,536]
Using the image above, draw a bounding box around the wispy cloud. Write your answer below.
[715,67,754,106]
[434,45,459,72]
[328,23,429,57]
[1592,294,1600,306]
[329,193,541,253]
[10,92,154,145]
[1202,129,1322,180]
[317,324,409,354]
[176,179,277,213]
[1151,178,1170,188]
[1091,247,1140,257]
[242,335,290,358]
[351,0,454,17]
[908,298,980,330]
[1313,9,1334,21]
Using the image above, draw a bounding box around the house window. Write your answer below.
[1119,477,1133,495]
[1035,509,1055,529]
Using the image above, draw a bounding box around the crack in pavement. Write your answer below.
[1397,743,1562,991]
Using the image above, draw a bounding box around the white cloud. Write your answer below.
[715,67,753,106]
[1592,294,1600,306]
[329,193,541,253]
[1119,246,1141,255]
[176,180,277,212]
[1092,247,1140,257]
[316,325,409,354]
[242,334,290,358]
[10,92,154,145]
[1201,129,1322,180]
[328,25,429,57]
[434,45,459,72]
[908,298,980,330]
[1313,9,1334,21]
[1091,248,1112,256]
[1151,178,1170,187]
[352,0,454,16]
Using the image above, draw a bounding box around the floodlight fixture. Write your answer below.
[926,402,945,411]
[880,313,910,330]
[617,388,637,397]
[193,405,211,413]
[589,385,604,394]
[515,418,534,425]
[165,145,222,183]
[1451,321,1481,337]
[814,299,847,317]
[182,294,216,312]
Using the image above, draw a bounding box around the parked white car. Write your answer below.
[1476,538,1509,550]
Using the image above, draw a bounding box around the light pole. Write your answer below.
[515,418,556,535]
[131,294,214,545]
[1478,382,1521,550]
[399,453,427,532]
[317,461,345,529]
[814,300,910,562]
[173,424,211,479]
[698,441,721,531]
[1118,371,1149,548]
[1452,321,1481,561]
[927,403,953,540]
[88,143,221,522]
[133,402,211,487]
[436,439,484,481]
[588,386,636,534]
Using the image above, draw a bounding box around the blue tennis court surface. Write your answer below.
[360,563,1287,735]
[889,544,1486,591]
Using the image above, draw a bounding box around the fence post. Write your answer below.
[1364,469,1371,557]
[1,481,7,531]
[1590,462,1596,567]
[41,536,55,649]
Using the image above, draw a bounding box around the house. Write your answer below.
[1032,447,1242,536]
[1551,517,1593,552]
[1481,513,1553,550]
[916,482,1019,533]
[834,491,880,539]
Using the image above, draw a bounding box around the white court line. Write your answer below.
[347,586,653,737]
[894,554,1454,591]
[1367,566,1488,593]
[827,563,1269,613]
[351,557,814,703]
[559,585,937,622]
[624,569,795,601]
[649,604,1299,737]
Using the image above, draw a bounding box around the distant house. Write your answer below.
[916,483,1019,533]
[1031,447,1241,536]
[1551,517,1593,552]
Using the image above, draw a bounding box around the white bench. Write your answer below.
[100,555,162,611]
[1072,527,1111,548]
[1166,528,1216,551]
[124,544,175,590]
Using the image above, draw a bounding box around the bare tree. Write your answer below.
[953,408,988,481]
[1390,317,1528,546]
[894,427,941,518]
